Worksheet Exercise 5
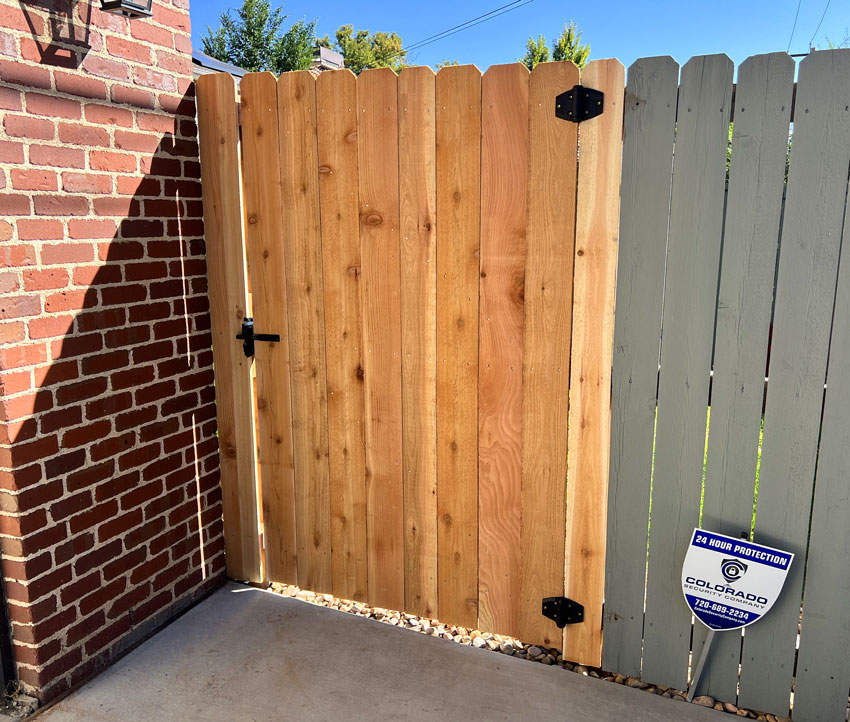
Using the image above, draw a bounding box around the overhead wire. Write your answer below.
[787,0,803,51]
[808,0,831,47]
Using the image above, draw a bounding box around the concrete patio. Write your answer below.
[35,582,720,722]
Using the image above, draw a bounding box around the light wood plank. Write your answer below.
[398,66,438,618]
[316,69,368,602]
[436,64,481,629]
[357,67,404,611]
[477,62,528,638]
[794,156,850,721]
[278,70,332,594]
[641,55,733,690]
[602,56,678,676]
[562,58,625,667]
[518,60,579,648]
[738,48,850,716]
[196,72,262,582]
[240,72,298,584]
[694,52,794,703]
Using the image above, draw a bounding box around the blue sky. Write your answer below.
[190,0,849,71]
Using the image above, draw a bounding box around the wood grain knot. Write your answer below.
[247,215,258,225]
[318,165,331,174]
[366,213,383,226]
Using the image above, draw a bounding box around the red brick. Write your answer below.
[133,67,177,93]
[75,308,126,333]
[112,365,154,390]
[0,86,21,111]
[156,50,193,76]
[51,490,94,522]
[66,460,114,493]
[80,577,127,617]
[86,392,132,420]
[0,322,24,346]
[101,284,146,306]
[117,176,160,196]
[41,243,94,265]
[0,5,42,33]
[40,405,82,434]
[10,168,56,191]
[24,268,69,293]
[106,582,150,620]
[120,219,162,238]
[54,71,108,101]
[50,331,102,358]
[97,506,143,542]
[0,139,24,163]
[17,219,63,241]
[66,609,105,647]
[34,358,78,388]
[128,302,170,322]
[130,21,173,48]
[30,144,85,169]
[12,608,76,646]
[89,150,136,173]
[14,637,61,667]
[90,431,135,463]
[56,377,107,406]
[82,350,129,374]
[34,194,89,216]
[0,295,40,320]
[26,92,81,119]
[136,112,174,134]
[73,263,121,286]
[67,500,117,536]
[58,123,110,147]
[111,84,154,109]
[115,405,157,432]
[0,193,30,214]
[0,59,51,90]
[28,312,73,338]
[83,614,131,656]
[106,36,151,63]
[68,219,116,239]
[62,172,112,194]
[92,197,139,217]
[61,419,110,449]
[82,55,130,83]
[84,103,132,127]
[3,115,54,140]
[114,129,160,154]
[131,340,172,364]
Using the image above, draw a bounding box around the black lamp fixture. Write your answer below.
[100,0,153,18]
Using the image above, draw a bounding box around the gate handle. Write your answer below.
[236,318,280,358]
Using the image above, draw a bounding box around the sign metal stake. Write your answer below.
[686,628,715,702]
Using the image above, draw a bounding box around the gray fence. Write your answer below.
[603,49,850,721]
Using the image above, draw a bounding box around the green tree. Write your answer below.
[436,59,460,69]
[552,21,590,68]
[201,0,318,74]
[520,34,549,69]
[330,25,406,74]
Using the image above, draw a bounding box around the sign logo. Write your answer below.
[720,558,748,584]
[681,529,794,631]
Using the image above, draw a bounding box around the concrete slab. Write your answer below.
[36,583,721,722]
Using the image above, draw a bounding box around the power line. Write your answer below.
[787,0,803,51]
[370,0,535,67]
[808,0,831,47]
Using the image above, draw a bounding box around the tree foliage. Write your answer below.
[329,25,406,74]
[201,0,317,74]
[521,21,590,70]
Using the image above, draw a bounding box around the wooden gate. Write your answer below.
[197,59,623,666]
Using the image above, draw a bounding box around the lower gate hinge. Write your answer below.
[555,84,604,123]
[542,596,584,627]
[236,318,280,358]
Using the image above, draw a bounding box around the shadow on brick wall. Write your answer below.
[18,1,93,69]
[1,89,227,700]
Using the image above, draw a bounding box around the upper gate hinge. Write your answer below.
[555,84,604,123]
[542,596,584,627]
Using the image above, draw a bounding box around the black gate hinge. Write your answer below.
[542,596,584,627]
[555,85,604,123]
[236,318,280,358]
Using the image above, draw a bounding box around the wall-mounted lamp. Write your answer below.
[100,0,153,18]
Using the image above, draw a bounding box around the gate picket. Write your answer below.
[696,52,794,703]
[316,69,369,603]
[641,55,733,691]
[478,63,528,638]
[518,59,579,648]
[197,73,262,583]
[357,68,405,611]
[562,58,625,667]
[398,67,439,618]
[738,49,850,715]
[277,71,332,594]
[435,65,482,629]
[602,55,678,677]
[240,72,298,584]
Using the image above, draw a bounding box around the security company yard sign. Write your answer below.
[682,528,794,699]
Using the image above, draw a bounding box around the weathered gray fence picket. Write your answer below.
[604,49,850,721]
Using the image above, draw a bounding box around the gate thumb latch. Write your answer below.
[555,84,604,123]
[542,596,584,627]
[236,318,280,358]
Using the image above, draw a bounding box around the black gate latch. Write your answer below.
[555,85,604,123]
[542,596,584,627]
[236,318,280,358]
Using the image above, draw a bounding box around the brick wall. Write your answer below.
[0,0,225,702]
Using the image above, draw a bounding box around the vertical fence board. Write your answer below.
[316,69,368,603]
[641,55,733,690]
[436,65,481,629]
[398,67,438,618]
[357,68,405,611]
[196,73,262,583]
[694,52,794,702]
[794,171,850,721]
[519,60,579,648]
[602,56,678,675]
[278,71,332,593]
[738,49,850,715]
[563,58,625,667]
[477,63,528,638]
[240,72,298,584]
